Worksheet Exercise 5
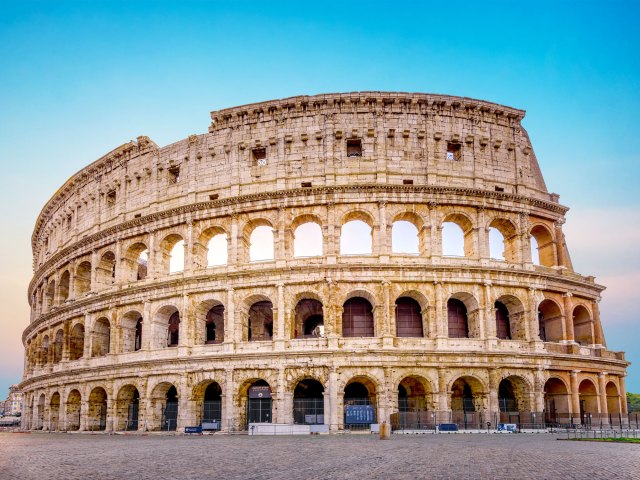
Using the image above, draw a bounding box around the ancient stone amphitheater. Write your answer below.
[20,92,630,433]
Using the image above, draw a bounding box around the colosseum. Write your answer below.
[20,92,630,433]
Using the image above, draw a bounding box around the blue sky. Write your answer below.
[0,1,638,396]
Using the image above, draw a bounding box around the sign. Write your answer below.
[438,423,459,432]
[497,423,517,432]
[184,426,202,434]
[248,385,272,399]
[345,405,375,424]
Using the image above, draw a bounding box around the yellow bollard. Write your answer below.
[379,421,391,440]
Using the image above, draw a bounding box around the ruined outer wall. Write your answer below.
[20,92,628,432]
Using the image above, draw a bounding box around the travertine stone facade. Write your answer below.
[20,92,628,433]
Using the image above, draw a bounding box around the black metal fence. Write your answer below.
[293,398,324,425]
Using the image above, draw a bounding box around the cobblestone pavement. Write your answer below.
[1,432,639,480]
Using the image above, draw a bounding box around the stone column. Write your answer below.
[533,368,545,413]
[598,372,609,425]
[554,220,566,268]
[176,376,191,431]
[105,391,114,432]
[274,368,286,424]
[429,204,441,259]
[224,288,235,350]
[230,215,240,265]
[592,300,606,347]
[147,230,157,279]
[83,313,92,359]
[275,283,285,347]
[482,282,493,339]
[141,301,153,350]
[328,368,339,431]
[477,208,489,260]
[377,201,389,262]
[90,250,99,292]
[79,399,89,431]
[184,219,194,273]
[434,281,445,338]
[488,368,500,420]
[619,374,628,415]
[562,293,575,342]
[528,288,540,342]
[569,371,580,423]
[381,281,392,340]
[436,368,449,422]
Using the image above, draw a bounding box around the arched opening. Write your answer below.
[398,376,429,412]
[544,378,570,425]
[447,298,468,338]
[495,301,511,340]
[498,379,517,413]
[69,324,84,360]
[579,379,599,425]
[606,382,621,416]
[293,379,325,425]
[87,387,107,431]
[201,382,222,428]
[58,270,70,302]
[246,380,272,425]
[450,376,485,428]
[442,213,474,257]
[538,299,563,342]
[123,242,149,282]
[163,385,179,431]
[36,394,45,429]
[249,225,274,262]
[392,221,419,254]
[53,329,63,363]
[50,392,60,431]
[488,228,505,260]
[340,219,372,255]
[451,378,477,413]
[294,222,323,257]
[489,218,518,262]
[207,234,228,266]
[121,311,143,352]
[248,301,273,341]
[45,279,55,309]
[169,240,185,273]
[342,297,374,337]
[573,305,594,345]
[205,305,225,344]
[96,251,116,289]
[293,298,324,339]
[168,311,180,347]
[530,224,555,267]
[66,390,81,431]
[74,261,92,296]
[344,378,377,427]
[395,297,423,337]
[115,385,140,431]
[498,376,532,424]
[91,318,111,357]
[41,335,49,366]
[149,382,178,431]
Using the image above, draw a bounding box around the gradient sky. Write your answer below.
[0,1,638,397]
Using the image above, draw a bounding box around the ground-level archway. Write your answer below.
[87,387,107,431]
[115,384,140,431]
[49,392,61,431]
[66,390,81,431]
[343,377,377,428]
[544,378,570,425]
[293,378,324,425]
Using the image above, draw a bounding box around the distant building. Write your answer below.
[5,385,23,416]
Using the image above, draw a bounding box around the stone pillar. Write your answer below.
[434,281,446,338]
[275,208,286,265]
[275,283,285,347]
[105,393,114,432]
[598,372,609,425]
[533,368,545,413]
[569,371,580,423]
[488,368,500,420]
[141,301,153,350]
[185,219,194,273]
[619,375,628,415]
[224,288,235,350]
[377,201,389,261]
[67,262,76,300]
[592,300,605,347]
[325,203,337,262]
[274,368,286,424]
[528,288,540,342]
[381,281,392,340]
[178,294,190,348]
[477,208,489,260]
[176,376,190,431]
[90,250,99,292]
[113,239,122,284]
[147,230,157,279]
[554,220,566,268]
[437,368,449,420]
[79,400,89,431]
[562,293,575,342]
[230,215,239,265]
[83,313,92,358]
[482,282,493,339]
[430,204,441,259]
[328,368,339,431]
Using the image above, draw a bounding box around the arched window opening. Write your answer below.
[163,386,179,431]
[488,227,505,260]
[41,336,49,365]
[248,301,273,341]
[397,377,428,413]
[45,280,55,308]
[207,234,228,266]
[342,297,374,337]
[538,299,563,342]
[97,251,116,288]
[92,318,111,357]
[442,222,465,256]
[58,271,70,302]
[395,297,423,337]
[205,305,224,344]
[293,379,325,425]
[136,249,149,280]
[340,220,372,255]
[530,225,555,267]
[344,380,376,427]
[578,380,598,424]
[53,330,63,363]
[498,379,517,412]
[573,305,594,345]
[294,222,323,257]
[606,382,621,415]
[451,379,475,413]
[495,301,511,340]
[392,221,419,255]
[167,312,180,347]
[247,380,272,425]
[169,240,185,273]
[75,261,92,296]
[135,318,143,351]
[115,385,140,431]
[249,225,274,262]
[88,387,108,431]
[294,298,324,339]
[447,298,468,338]
[66,390,82,431]
[69,324,84,360]
[49,392,61,431]
[202,383,222,426]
